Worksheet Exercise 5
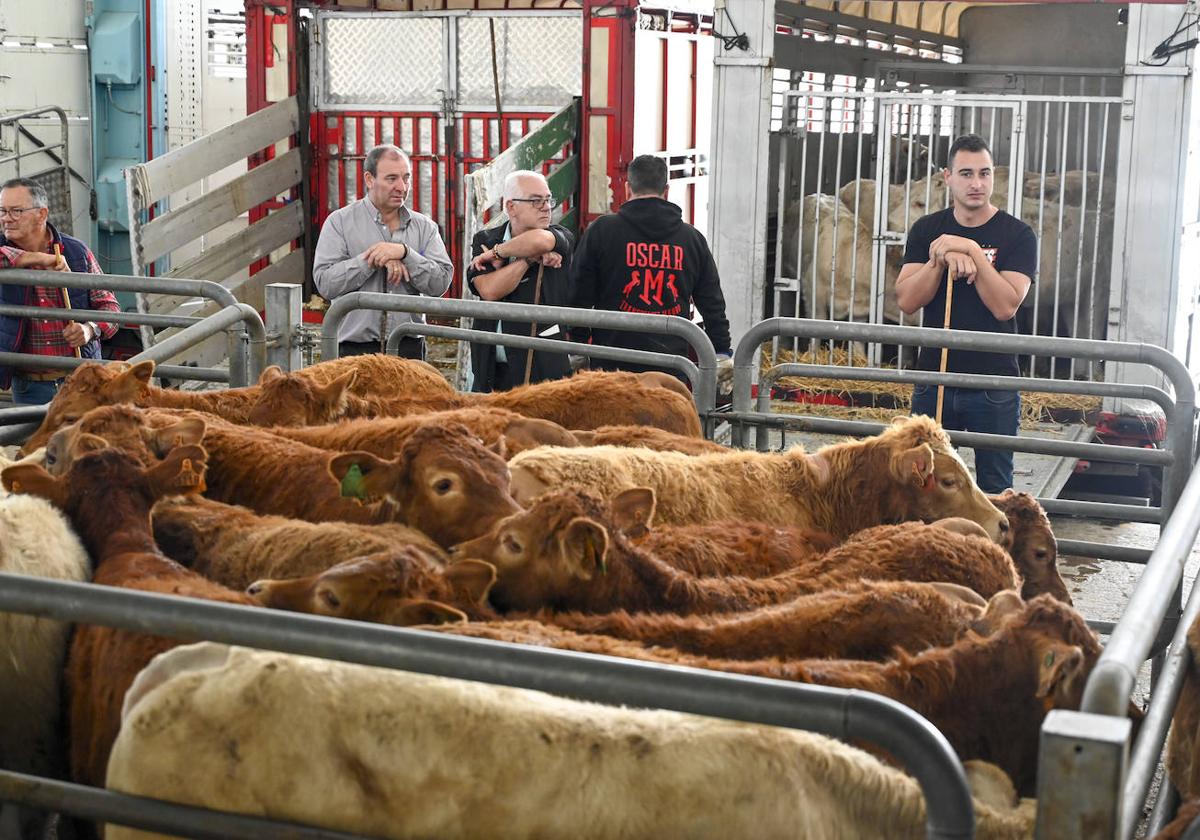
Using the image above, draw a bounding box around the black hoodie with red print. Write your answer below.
[569,196,732,359]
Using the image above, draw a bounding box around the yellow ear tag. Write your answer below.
[175,458,206,493]
[340,464,368,500]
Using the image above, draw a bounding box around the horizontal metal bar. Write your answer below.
[759,363,1175,416]
[1041,498,1162,524]
[0,405,48,425]
[0,354,230,387]
[0,573,976,839]
[129,303,266,385]
[324,293,717,413]
[1056,540,1153,565]
[385,323,700,395]
[722,411,1170,465]
[874,60,1124,78]
[0,269,239,310]
[0,770,374,840]
[0,304,201,330]
[0,422,39,446]
[1088,620,1117,635]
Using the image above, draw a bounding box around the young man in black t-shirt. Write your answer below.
[895,134,1038,492]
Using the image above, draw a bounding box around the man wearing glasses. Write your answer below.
[0,178,119,405]
[466,169,574,391]
[314,144,453,360]
[569,154,732,388]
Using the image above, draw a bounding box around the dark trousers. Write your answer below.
[338,337,424,361]
[910,384,1020,493]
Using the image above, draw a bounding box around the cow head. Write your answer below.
[245,548,495,625]
[244,367,358,427]
[991,489,1070,604]
[327,423,522,548]
[43,404,206,477]
[3,441,207,556]
[21,360,157,455]
[878,416,1008,542]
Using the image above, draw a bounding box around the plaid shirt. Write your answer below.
[0,242,119,365]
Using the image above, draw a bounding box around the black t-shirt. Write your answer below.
[902,208,1037,376]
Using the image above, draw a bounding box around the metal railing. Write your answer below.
[321,291,718,413]
[0,574,975,840]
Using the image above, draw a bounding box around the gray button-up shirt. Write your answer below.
[313,198,454,345]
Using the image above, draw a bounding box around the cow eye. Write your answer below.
[940,477,957,489]
[433,478,454,495]
[502,534,522,554]
[318,589,341,610]
[1035,549,1048,560]
[44,449,57,466]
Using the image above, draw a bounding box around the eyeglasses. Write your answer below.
[0,207,35,219]
[510,197,558,210]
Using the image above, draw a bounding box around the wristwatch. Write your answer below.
[84,321,99,342]
[494,244,506,260]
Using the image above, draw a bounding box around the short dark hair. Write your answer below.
[946,134,992,170]
[0,177,48,208]
[364,144,409,177]
[627,155,668,196]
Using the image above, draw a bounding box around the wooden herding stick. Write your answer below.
[935,268,955,424]
[55,243,82,359]
[522,261,546,386]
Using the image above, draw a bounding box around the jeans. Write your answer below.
[10,375,63,406]
[337,338,424,361]
[910,384,1020,493]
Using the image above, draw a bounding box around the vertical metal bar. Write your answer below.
[771,101,790,379]
[829,121,846,356]
[1051,100,1069,379]
[1073,102,1090,380]
[265,283,302,372]
[795,96,809,358]
[1090,103,1111,381]
[337,116,347,207]
[355,115,364,188]
[1030,102,1050,378]
[810,99,827,356]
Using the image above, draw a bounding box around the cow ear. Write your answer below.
[444,559,496,604]
[388,599,468,626]
[572,430,596,446]
[147,444,208,497]
[1,463,68,508]
[146,417,207,457]
[317,370,357,418]
[972,590,1025,636]
[328,451,390,501]
[609,487,656,538]
[110,360,155,400]
[257,365,285,385]
[560,517,610,580]
[488,436,508,460]
[71,432,109,458]
[892,443,935,487]
[1035,642,1086,702]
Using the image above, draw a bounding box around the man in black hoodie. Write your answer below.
[569,154,732,385]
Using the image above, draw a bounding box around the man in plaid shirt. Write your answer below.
[0,178,120,405]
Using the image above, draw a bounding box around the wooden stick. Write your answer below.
[55,243,82,359]
[523,261,546,387]
[935,268,955,424]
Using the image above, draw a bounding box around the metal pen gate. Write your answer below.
[772,86,1122,380]
[308,10,582,298]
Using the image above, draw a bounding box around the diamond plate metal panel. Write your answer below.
[457,16,581,109]
[30,168,73,236]
[318,16,445,109]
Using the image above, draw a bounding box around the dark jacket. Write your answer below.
[0,224,102,389]
[466,224,574,392]
[569,197,732,367]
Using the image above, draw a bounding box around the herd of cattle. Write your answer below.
[0,353,1195,838]
[779,167,1112,349]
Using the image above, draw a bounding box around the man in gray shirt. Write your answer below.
[313,144,453,359]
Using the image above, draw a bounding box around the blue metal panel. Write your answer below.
[86,0,146,276]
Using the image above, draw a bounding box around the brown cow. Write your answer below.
[151,495,449,590]
[1152,800,1200,840]
[991,489,1070,604]
[20,354,454,453]
[246,368,704,437]
[508,415,1009,541]
[247,550,498,624]
[430,594,1103,795]
[572,425,729,455]
[451,487,1020,614]
[1,440,251,791]
[266,407,578,460]
[47,405,522,545]
[1167,614,1200,799]
[540,579,995,661]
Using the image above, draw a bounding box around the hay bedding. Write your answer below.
[760,344,1099,427]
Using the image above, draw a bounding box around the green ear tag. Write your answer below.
[1043,650,1055,668]
[340,464,367,499]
